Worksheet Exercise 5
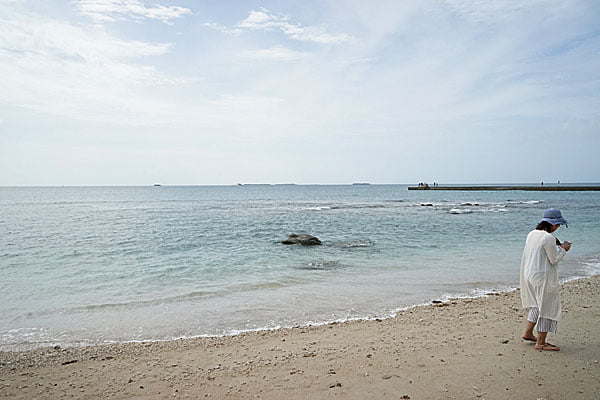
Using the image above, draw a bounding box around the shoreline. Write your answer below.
[2,275,599,399]
[2,270,592,354]
[0,281,533,353]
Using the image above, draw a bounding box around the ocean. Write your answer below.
[1,184,599,351]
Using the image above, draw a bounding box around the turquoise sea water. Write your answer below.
[1,185,599,350]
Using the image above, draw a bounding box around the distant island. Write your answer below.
[352,182,371,185]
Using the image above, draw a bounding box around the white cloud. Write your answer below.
[75,0,192,24]
[239,9,350,43]
[0,8,292,131]
[238,45,308,61]
[2,1,599,185]
[199,22,243,36]
[0,14,170,60]
[0,11,184,125]
[206,8,350,44]
[442,0,567,24]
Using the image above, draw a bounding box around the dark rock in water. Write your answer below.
[281,233,322,245]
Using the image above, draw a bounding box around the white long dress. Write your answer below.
[520,229,566,321]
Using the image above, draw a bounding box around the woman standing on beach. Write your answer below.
[520,208,571,351]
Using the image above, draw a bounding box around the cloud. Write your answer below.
[0,14,171,60]
[0,7,291,131]
[442,0,564,24]
[206,8,350,44]
[2,1,599,185]
[75,0,192,24]
[238,45,309,61]
[0,10,184,125]
[2,1,598,140]
[199,22,243,36]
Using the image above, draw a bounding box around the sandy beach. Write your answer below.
[1,275,599,400]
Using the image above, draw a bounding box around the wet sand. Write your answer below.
[1,275,599,399]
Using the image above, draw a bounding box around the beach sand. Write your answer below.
[1,275,599,399]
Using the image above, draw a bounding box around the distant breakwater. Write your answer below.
[408,186,600,191]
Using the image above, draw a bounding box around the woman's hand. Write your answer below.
[561,241,572,251]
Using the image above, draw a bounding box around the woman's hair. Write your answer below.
[536,221,554,233]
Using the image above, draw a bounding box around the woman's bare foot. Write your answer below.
[522,334,537,342]
[534,343,560,351]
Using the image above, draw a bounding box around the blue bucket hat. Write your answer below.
[539,208,568,227]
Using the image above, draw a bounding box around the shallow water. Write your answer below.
[1,184,599,350]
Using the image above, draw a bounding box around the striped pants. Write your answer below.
[528,307,558,333]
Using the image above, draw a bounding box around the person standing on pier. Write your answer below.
[520,208,571,351]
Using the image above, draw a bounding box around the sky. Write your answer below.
[1,0,599,185]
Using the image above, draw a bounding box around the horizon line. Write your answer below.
[1,181,599,188]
